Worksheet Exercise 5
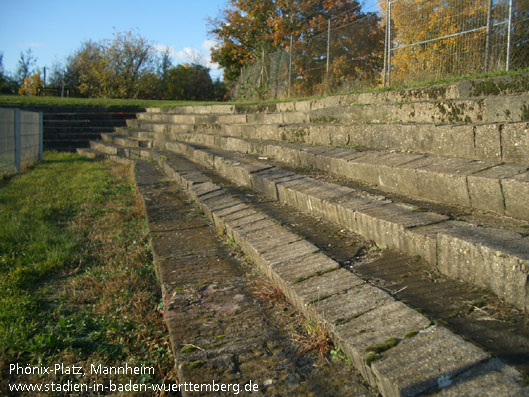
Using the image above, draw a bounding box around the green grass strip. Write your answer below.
[0,152,176,391]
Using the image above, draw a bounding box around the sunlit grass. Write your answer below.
[0,152,176,394]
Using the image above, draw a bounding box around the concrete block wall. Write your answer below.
[0,108,42,177]
[0,108,16,176]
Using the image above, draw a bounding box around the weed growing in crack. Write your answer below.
[330,347,350,364]
[226,234,237,247]
[293,320,332,360]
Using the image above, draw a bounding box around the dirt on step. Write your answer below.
[136,160,375,396]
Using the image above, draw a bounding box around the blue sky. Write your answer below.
[0,0,380,80]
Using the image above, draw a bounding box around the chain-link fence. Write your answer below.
[233,0,528,101]
[385,0,527,86]
[0,108,43,177]
[234,4,384,100]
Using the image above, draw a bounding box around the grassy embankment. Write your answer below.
[0,152,176,394]
[1,67,527,110]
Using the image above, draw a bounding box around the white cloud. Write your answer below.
[27,42,43,49]
[175,47,203,64]
[201,39,218,52]
[153,44,177,58]
[154,40,220,70]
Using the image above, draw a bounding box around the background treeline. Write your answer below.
[209,0,529,99]
[0,31,226,101]
[209,0,383,90]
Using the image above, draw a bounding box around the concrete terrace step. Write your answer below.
[126,118,529,165]
[156,140,529,313]
[79,144,529,396]
[114,126,156,140]
[89,140,153,160]
[139,93,529,126]
[135,160,374,396]
[100,133,153,148]
[145,104,237,115]
[75,148,97,159]
[144,71,529,116]
[176,133,529,221]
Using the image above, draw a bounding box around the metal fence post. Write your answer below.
[506,0,513,71]
[260,48,265,95]
[289,36,293,98]
[484,0,493,71]
[383,0,389,87]
[38,112,43,162]
[14,109,20,173]
[326,18,331,74]
[326,18,331,94]
[387,0,392,87]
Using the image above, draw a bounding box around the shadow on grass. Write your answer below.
[43,151,95,165]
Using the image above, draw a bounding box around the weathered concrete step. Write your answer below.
[127,119,210,134]
[140,94,529,125]
[126,119,196,134]
[177,133,529,221]
[100,133,152,148]
[145,104,237,115]
[89,140,153,160]
[218,181,529,380]
[213,121,529,165]
[313,94,529,124]
[76,148,97,159]
[114,126,157,141]
[162,140,529,313]
[135,160,373,396]
[128,117,529,165]
[145,71,529,116]
[87,143,529,395]
[137,110,311,125]
[149,152,528,396]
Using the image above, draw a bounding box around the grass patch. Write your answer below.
[2,67,527,112]
[0,152,176,394]
[2,68,528,111]
[0,94,222,109]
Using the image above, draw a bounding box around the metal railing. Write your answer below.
[233,0,528,100]
[0,108,43,177]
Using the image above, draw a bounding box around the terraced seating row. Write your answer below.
[79,72,529,396]
[173,132,529,221]
[79,145,529,396]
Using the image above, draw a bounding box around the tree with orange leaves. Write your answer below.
[378,0,521,85]
[209,0,382,87]
[18,71,42,96]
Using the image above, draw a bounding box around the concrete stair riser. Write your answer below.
[160,141,529,313]
[78,143,529,396]
[148,152,512,397]
[101,133,153,149]
[311,94,529,125]
[176,133,529,222]
[139,94,529,126]
[144,72,529,116]
[128,118,529,165]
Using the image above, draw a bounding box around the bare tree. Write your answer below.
[15,49,38,85]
